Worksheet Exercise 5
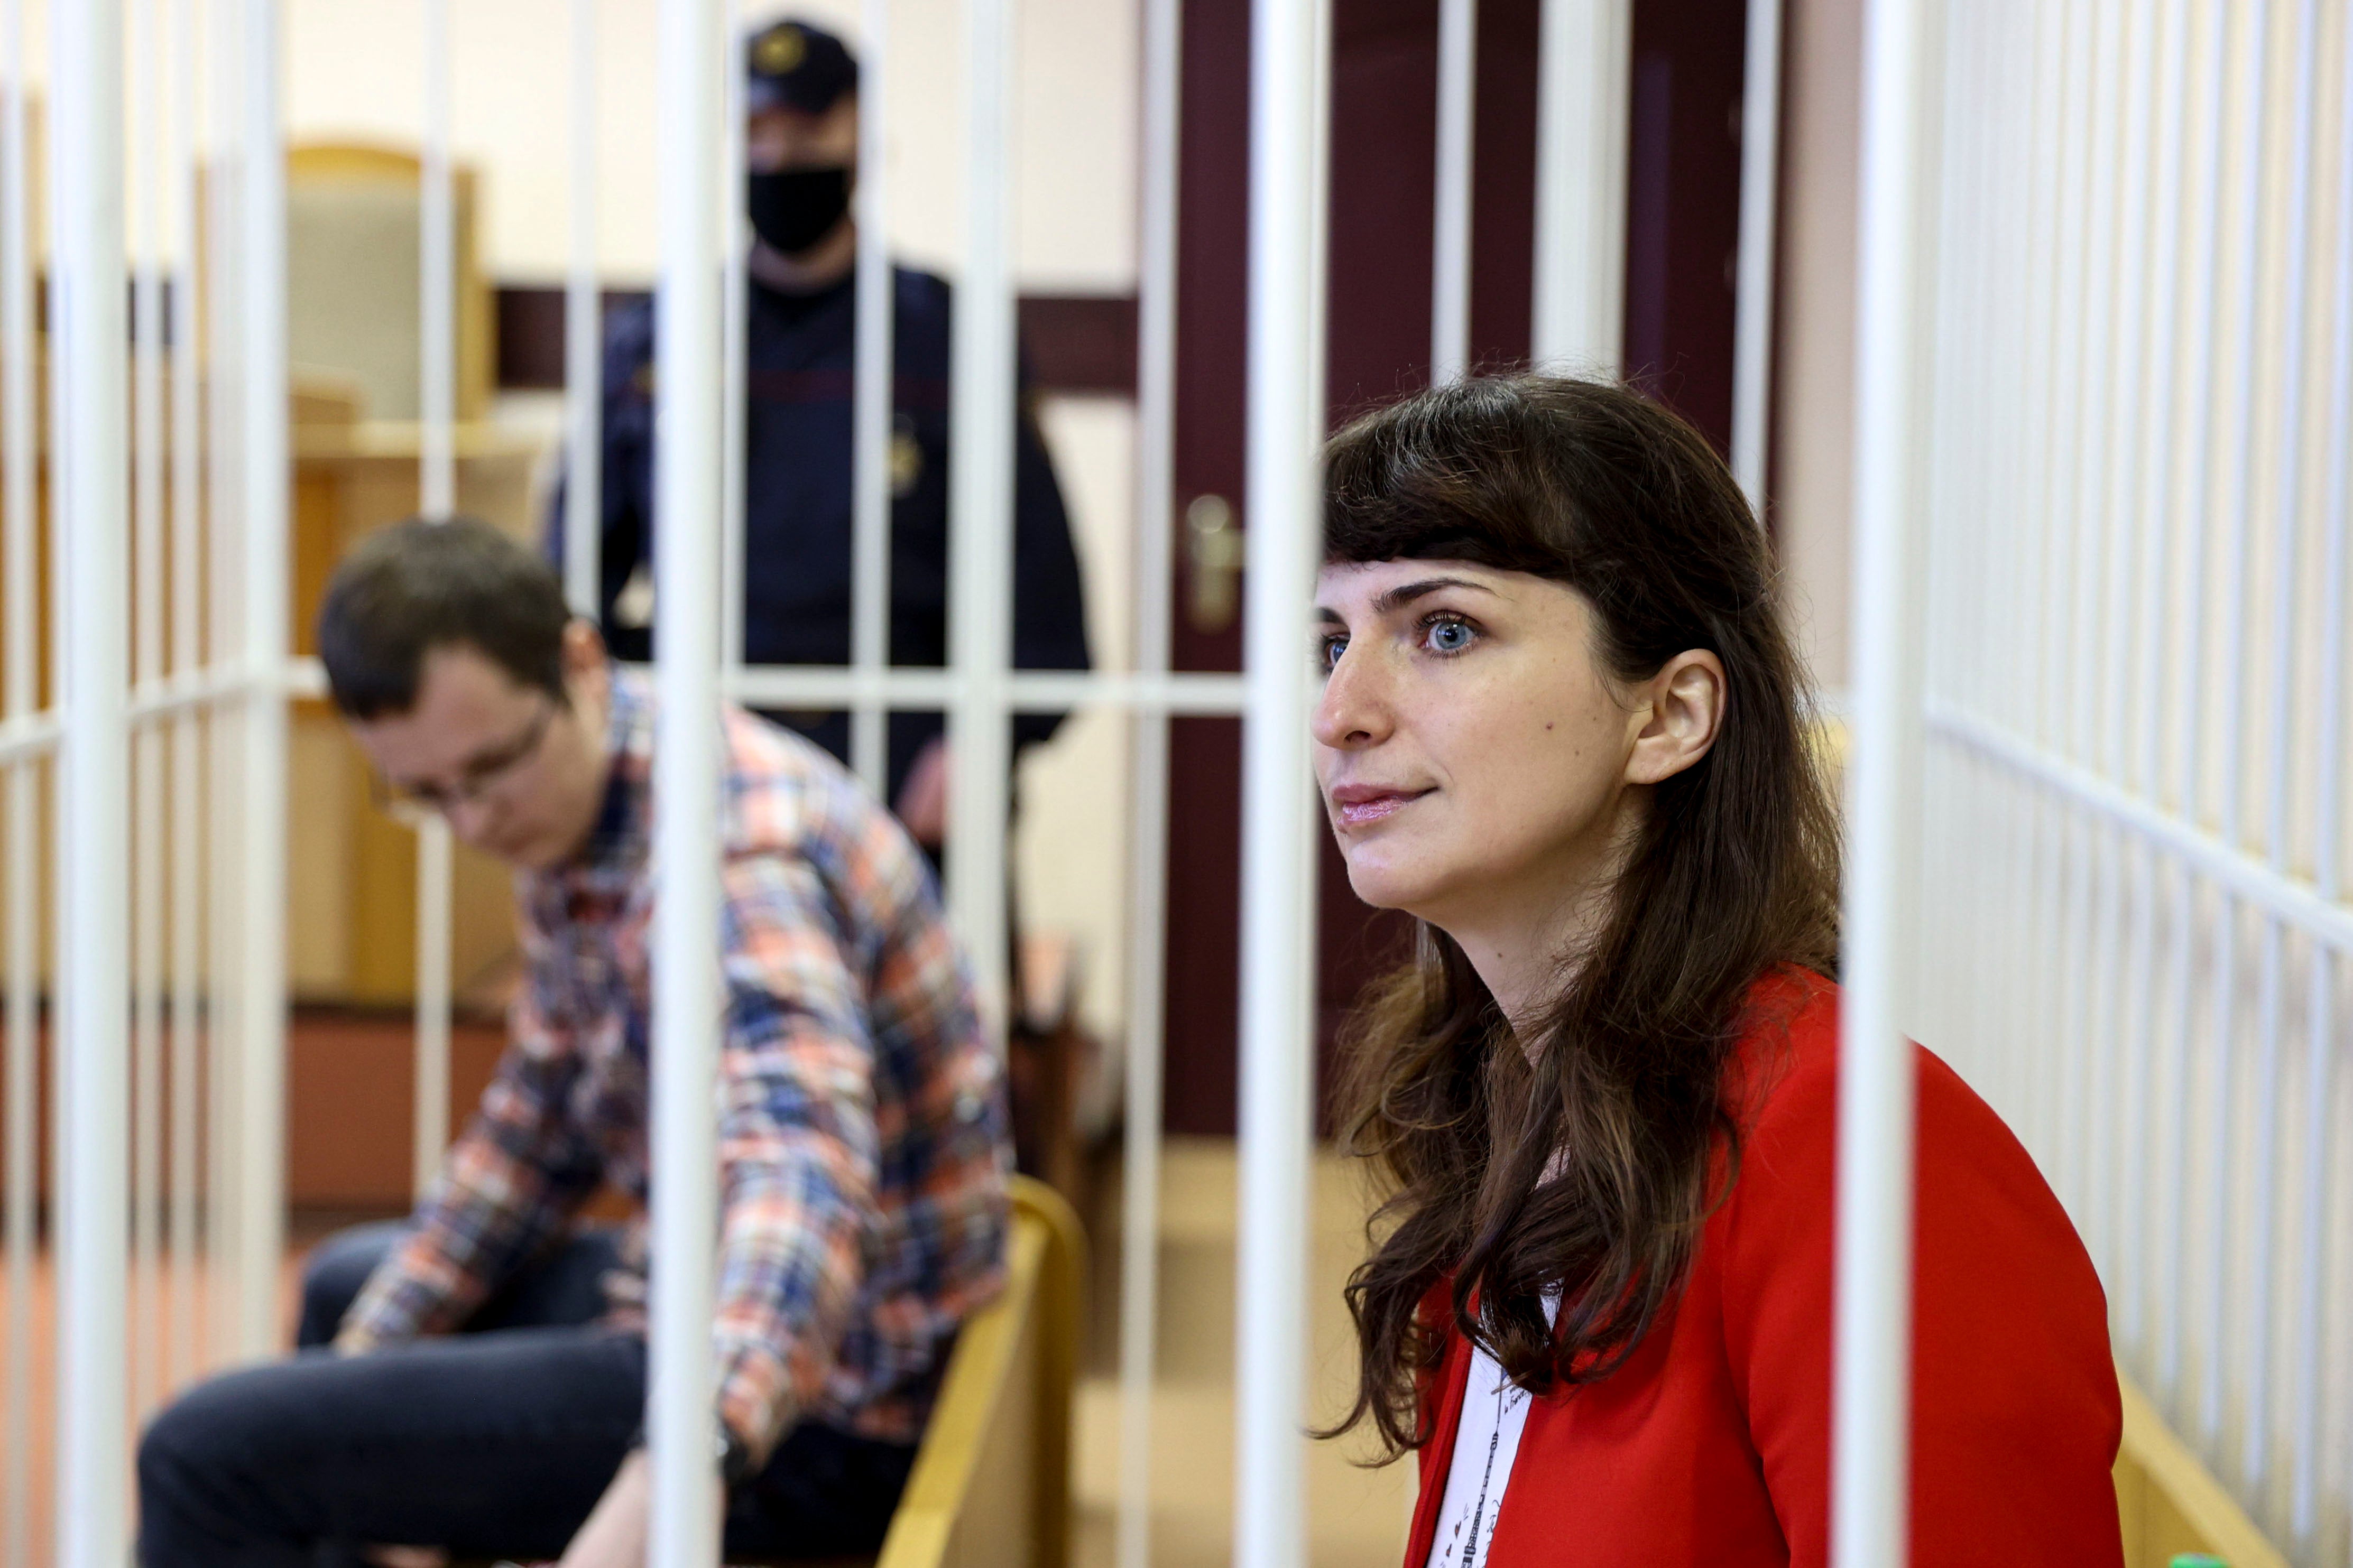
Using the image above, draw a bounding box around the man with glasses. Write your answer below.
[136,517,1012,1568]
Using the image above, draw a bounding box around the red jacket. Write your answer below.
[1402,969,2123,1568]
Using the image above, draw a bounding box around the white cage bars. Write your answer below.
[0,0,293,1561]
[0,0,1881,1564]
[1916,0,2353,1563]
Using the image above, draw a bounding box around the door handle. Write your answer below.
[1185,494,1243,633]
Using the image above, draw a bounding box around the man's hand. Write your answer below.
[556,1449,726,1568]
[557,1450,652,1568]
[892,736,951,848]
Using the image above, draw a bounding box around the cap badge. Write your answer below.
[754,25,806,76]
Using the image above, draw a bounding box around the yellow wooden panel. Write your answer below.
[2111,1368,2286,1568]
[876,1176,1083,1568]
[289,411,540,1006]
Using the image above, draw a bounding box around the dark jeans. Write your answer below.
[139,1222,918,1566]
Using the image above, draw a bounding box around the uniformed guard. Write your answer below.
[551,16,1091,850]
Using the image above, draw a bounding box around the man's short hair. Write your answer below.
[317,517,573,720]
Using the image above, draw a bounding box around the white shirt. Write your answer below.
[1424,1296,1558,1568]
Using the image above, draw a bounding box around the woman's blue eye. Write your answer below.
[1426,617,1475,654]
[1318,635,1348,671]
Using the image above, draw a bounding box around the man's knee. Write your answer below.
[297,1221,405,1348]
[139,1366,269,1511]
[137,1361,328,1563]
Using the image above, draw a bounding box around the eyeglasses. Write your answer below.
[370,700,558,822]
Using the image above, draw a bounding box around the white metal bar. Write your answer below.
[2214,0,2269,859]
[727,665,1248,714]
[2287,17,2353,1539]
[1234,0,1326,1565]
[946,0,1019,1038]
[415,0,459,1219]
[2098,0,2152,1298]
[1917,0,1974,1098]
[1927,708,2353,957]
[130,0,169,1419]
[205,0,248,1371]
[1530,0,1629,373]
[2096,0,2152,789]
[0,0,27,713]
[2069,0,2125,1252]
[850,0,893,793]
[1308,0,1331,413]
[2199,0,2275,1449]
[2158,0,2234,1408]
[52,0,133,1554]
[1992,0,2047,785]
[1728,0,1782,507]
[413,820,453,1196]
[167,0,205,1396]
[0,0,32,1526]
[2019,0,2083,1177]
[1837,0,1933,1558]
[133,724,165,1413]
[0,0,31,1517]
[2241,0,2322,1491]
[1116,0,1181,1554]
[131,666,259,721]
[1990,0,2054,1146]
[1429,0,1474,383]
[2136,0,2191,809]
[420,0,456,521]
[648,0,727,1559]
[2120,0,2193,1365]
[2052,0,2107,1216]
[168,706,201,1388]
[1,746,29,1568]
[236,0,291,1365]
[719,0,748,676]
[203,0,242,1373]
[289,652,1254,717]
[565,0,603,620]
[0,715,58,764]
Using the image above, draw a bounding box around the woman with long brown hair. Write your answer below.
[1313,376,2120,1566]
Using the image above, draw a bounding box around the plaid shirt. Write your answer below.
[339,667,1010,1462]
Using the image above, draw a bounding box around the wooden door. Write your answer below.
[1159,0,1754,1136]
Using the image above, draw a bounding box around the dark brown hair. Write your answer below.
[1321,375,1841,1460]
[318,516,573,720]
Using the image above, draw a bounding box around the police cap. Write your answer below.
[745,18,859,116]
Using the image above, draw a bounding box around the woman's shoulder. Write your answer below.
[1714,966,2106,1321]
[1721,966,2026,1167]
[1704,976,2123,1563]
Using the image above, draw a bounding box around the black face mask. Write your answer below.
[747,167,852,256]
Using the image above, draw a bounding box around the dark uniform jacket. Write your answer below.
[550,265,1092,804]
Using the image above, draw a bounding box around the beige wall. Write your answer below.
[1771,0,1861,696]
[280,0,1140,291]
[8,0,1141,290]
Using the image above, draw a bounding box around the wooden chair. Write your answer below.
[284,142,495,423]
[2112,1366,2287,1568]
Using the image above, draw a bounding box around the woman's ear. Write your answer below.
[1624,649,1725,786]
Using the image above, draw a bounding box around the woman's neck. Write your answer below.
[1436,798,1645,1037]
[1445,888,1604,1035]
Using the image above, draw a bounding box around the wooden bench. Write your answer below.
[2113,1365,2287,1568]
[475,1175,1081,1568]
[863,1174,1082,1568]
